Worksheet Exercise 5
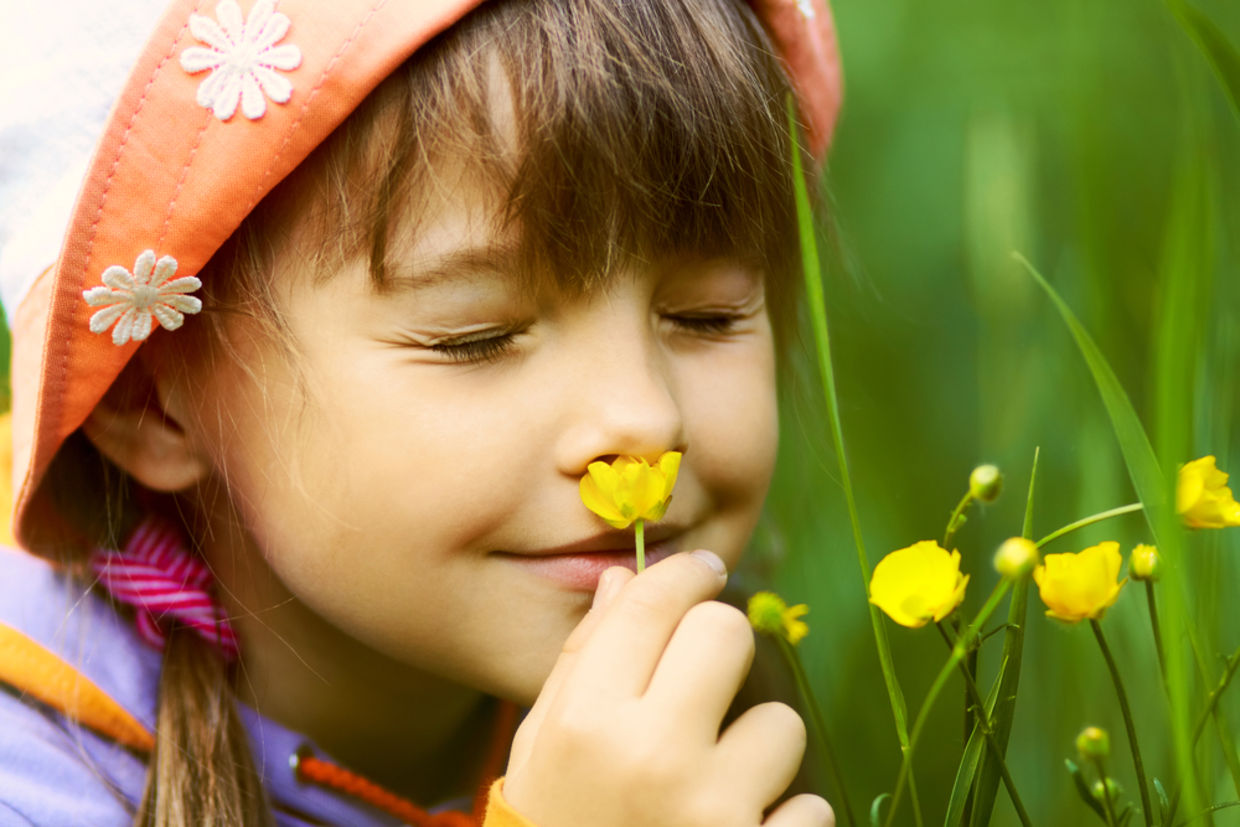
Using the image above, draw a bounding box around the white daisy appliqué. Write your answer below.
[180,0,302,121]
[83,251,203,346]
[797,0,817,19]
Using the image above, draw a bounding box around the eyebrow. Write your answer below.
[377,242,520,294]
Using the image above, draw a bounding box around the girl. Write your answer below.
[0,0,842,824]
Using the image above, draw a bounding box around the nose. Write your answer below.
[553,310,687,476]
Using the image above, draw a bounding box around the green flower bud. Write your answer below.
[993,537,1039,579]
[1129,544,1162,582]
[969,464,1003,503]
[1076,726,1111,762]
[1091,778,1122,804]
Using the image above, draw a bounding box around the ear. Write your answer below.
[82,355,211,493]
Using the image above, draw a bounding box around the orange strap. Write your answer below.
[292,699,520,826]
[0,621,154,751]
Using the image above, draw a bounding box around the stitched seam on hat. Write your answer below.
[157,110,214,250]
[242,0,387,216]
[40,6,199,485]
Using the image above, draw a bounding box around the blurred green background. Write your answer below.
[750,0,1240,824]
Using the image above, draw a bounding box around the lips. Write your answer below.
[496,527,685,590]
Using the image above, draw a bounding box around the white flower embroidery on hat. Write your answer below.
[83,251,203,346]
[180,0,302,121]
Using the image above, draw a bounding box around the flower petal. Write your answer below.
[132,250,157,284]
[151,255,178,284]
[128,309,155,343]
[164,294,203,314]
[252,65,292,104]
[111,308,139,346]
[151,304,186,332]
[215,0,245,43]
[261,43,302,71]
[180,46,225,74]
[188,12,233,52]
[239,72,267,120]
[88,303,129,334]
[84,286,128,307]
[579,474,629,528]
[252,5,288,51]
[159,276,202,295]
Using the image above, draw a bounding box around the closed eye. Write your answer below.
[665,314,744,336]
[427,331,519,364]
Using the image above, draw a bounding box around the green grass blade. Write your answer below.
[945,726,985,826]
[968,449,1039,826]
[1023,447,1040,541]
[1166,0,1240,119]
[787,98,912,752]
[1017,253,1206,814]
[1014,254,1168,532]
[945,681,999,826]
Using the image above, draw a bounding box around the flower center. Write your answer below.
[130,284,161,309]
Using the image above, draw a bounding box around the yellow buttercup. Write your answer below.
[1033,541,1126,623]
[579,452,681,530]
[1177,455,1240,529]
[869,540,969,629]
[747,591,810,645]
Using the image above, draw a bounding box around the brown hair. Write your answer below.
[47,0,813,821]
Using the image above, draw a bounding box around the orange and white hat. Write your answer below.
[2,0,842,554]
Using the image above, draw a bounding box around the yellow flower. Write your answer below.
[579,452,681,529]
[1177,456,1240,529]
[747,591,810,645]
[869,541,969,629]
[1033,541,1126,623]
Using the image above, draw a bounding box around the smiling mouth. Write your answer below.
[494,526,687,590]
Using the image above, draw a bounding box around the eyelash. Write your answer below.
[424,313,744,364]
[667,314,742,335]
[428,333,519,364]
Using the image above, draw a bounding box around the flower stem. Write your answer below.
[934,624,1033,827]
[1036,502,1144,549]
[883,579,1012,827]
[1091,757,1118,827]
[786,99,918,822]
[776,636,856,827]
[943,490,974,550]
[1090,619,1153,827]
[634,519,646,572]
[1168,644,1240,823]
[1144,581,1167,681]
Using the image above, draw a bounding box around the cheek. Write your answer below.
[679,336,779,512]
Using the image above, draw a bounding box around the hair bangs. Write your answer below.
[360,0,804,307]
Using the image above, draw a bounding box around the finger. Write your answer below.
[714,702,806,810]
[763,794,835,827]
[561,549,729,704]
[643,600,754,734]
[507,566,633,772]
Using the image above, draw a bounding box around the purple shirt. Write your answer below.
[0,545,475,825]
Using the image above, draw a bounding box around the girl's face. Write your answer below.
[186,166,779,705]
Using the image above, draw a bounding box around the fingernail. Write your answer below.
[592,569,619,609]
[689,549,728,579]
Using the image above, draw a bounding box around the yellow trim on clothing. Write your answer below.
[0,621,154,752]
[484,777,540,827]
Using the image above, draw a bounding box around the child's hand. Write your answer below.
[503,551,834,827]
